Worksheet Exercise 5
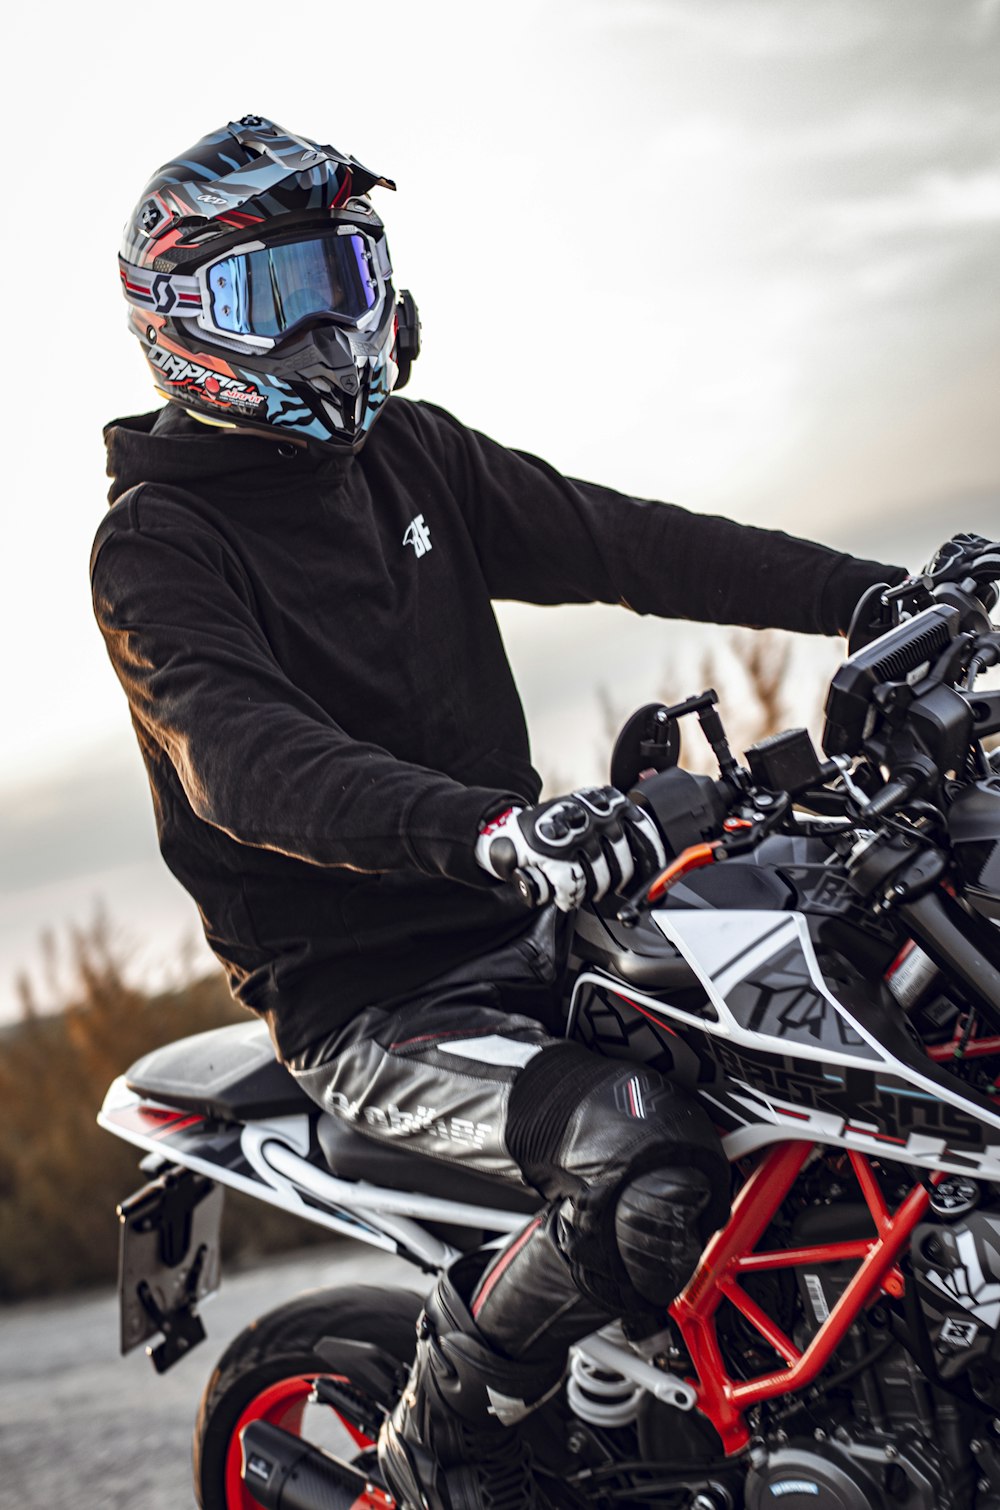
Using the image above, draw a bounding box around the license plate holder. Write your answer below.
[118,1165,223,1372]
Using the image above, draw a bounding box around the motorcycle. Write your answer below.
[99,534,1000,1510]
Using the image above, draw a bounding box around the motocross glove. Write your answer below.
[475,786,666,912]
[918,534,1000,611]
[921,532,998,581]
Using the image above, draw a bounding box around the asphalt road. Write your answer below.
[0,1244,425,1510]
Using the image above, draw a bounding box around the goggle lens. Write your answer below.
[208,232,379,339]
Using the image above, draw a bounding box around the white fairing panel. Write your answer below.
[573,908,1000,1179]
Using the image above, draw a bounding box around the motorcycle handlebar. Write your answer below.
[481,837,545,909]
[860,772,922,823]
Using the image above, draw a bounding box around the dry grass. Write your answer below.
[0,914,331,1303]
[597,627,831,778]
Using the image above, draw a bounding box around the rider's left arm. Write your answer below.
[404,399,905,637]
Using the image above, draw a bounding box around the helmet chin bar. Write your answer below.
[183,405,311,449]
[179,404,237,432]
[139,290,407,454]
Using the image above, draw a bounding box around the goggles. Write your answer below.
[120,224,393,351]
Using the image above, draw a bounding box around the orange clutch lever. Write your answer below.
[645,841,721,905]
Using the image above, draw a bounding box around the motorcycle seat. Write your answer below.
[316,1111,542,1215]
[125,1021,543,1215]
[125,1019,313,1121]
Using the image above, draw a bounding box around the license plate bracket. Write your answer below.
[118,1165,223,1372]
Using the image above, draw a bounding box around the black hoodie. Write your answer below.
[93,397,899,1061]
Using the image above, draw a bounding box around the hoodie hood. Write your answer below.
[104,405,354,506]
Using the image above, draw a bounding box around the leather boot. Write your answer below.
[378,1255,562,1510]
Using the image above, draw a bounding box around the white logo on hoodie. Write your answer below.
[403,514,432,558]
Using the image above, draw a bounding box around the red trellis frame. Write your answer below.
[669,1140,933,1454]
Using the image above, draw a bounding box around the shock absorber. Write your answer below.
[566,1348,644,1428]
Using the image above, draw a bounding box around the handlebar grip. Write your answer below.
[487,836,519,879]
[512,866,546,908]
[862,771,920,822]
[487,837,547,907]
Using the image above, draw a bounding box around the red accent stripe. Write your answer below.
[139,228,182,266]
[107,1104,204,1140]
[846,1125,907,1146]
[472,1218,543,1320]
[479,807,515,837]
[628,1079,639,1117]
[331,172,354,209]
[215,211,267,228]
[885,940,915,978]
[152,1112,203,1140]
[389,1027,497,1050]
[615,992,680,1037]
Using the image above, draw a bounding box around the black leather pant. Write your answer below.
[290,910,730,1372]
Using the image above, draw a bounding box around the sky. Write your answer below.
[1,0,998,1013]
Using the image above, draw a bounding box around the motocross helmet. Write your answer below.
[119,115,420,452]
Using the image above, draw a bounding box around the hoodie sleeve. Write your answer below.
[90,495,519,882]
[408,402,904,636]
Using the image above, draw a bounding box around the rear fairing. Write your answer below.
[569,904,1000,1180]
[99,1078,399,1250]
[98,1077,528,1269]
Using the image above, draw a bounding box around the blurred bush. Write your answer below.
[596,627,835,775]
[0,914,332,1303]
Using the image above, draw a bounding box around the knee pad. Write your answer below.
[506,1042,729,1200]
[557,1158,721,1318]
[614,1165,713,1306]
[506,1042,730,1316]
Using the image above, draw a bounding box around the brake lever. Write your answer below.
[616,793,790,927]
[616,842,722,928]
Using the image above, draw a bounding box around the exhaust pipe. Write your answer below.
[240,1419,393,1509]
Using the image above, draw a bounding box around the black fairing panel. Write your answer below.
[949,777,1000,918]
[573,838,812,991]
[574,832,1000,1152]
[573,906,704,991]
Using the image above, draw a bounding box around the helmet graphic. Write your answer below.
[119,116,420,451]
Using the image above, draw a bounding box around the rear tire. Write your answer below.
[193,1283,423,1510]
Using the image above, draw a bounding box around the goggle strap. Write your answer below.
[119,259,202,318]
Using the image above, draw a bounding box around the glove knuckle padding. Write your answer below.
[479,787,666,910]
[525,798,590,856]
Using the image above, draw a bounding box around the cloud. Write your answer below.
[587,0,888,56]
[818,169,1000,246]
[0,744,158,894]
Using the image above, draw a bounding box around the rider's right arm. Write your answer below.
[89,499,521,884]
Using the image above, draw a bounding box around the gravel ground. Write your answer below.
[0,1244,425,1510]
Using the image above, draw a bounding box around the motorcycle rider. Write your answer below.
[93,118,906,1509]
